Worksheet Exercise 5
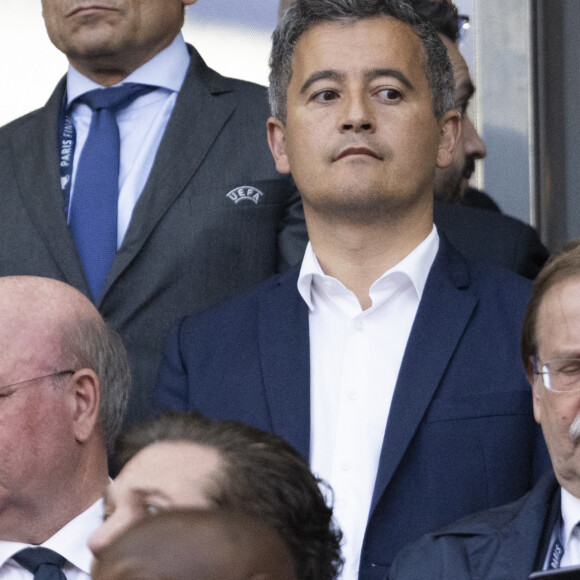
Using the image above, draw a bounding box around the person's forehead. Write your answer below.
[0,317,61,378]
[119,441,222,488]
[291,17,427,84]
[537,277,580,346]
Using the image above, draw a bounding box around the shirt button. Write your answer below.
[347,390,359,400]
[354,321,363,331]
[341,461,353,471]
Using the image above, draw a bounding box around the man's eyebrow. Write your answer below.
[300,68,415,95]
[300,70,344,95]
[546,350,580,360]
[131,487,173,501]
[363,68,414,90]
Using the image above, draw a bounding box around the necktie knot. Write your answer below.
[13,547,67,579]
[75,82,156,114]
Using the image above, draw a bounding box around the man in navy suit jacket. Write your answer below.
[155,1,549,577]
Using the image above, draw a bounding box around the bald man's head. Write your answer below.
[0,276,131,542]
[0,276,99,370]
[0,276,130,451]
[92,510,298,580]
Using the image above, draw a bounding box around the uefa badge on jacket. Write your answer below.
[226,186,264,205]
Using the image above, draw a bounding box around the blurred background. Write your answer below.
[2,0,579,250]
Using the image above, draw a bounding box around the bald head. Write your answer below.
[0,276,99,385]
[0,277,131,542]
[92,510,298,580]
[0,275,98,316]
[0,276,130,452]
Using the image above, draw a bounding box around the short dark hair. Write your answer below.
[117,412,343,580]
[409,0,460,42]
[60,318,131,452]
[521,240,580,374]
[269,0,454,122]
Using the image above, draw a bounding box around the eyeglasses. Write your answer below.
[533,356,580,393]
[0,370,75,394]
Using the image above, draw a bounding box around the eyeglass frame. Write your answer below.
[532,355,580,393]
[0,370,76,394]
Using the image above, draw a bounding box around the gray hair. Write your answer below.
[60,317,131,452]
[269,0,454,123]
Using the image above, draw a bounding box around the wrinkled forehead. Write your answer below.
[536,277,580,353]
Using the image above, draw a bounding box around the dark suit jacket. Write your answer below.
[389,471,561,580]
[0,45,307,426]
[461,187,502,212]
[155,236,550,579]
[433,202,549,279]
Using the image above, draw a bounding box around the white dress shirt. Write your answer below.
[298,227,439,580]
[66,33,191,248]
[0,499,103,579]
[556,487,580,568]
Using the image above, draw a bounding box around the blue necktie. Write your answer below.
[13,547,67,580]
[68,83,156,301]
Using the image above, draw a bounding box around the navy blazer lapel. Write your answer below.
[477,473,559,577]
[370,238,478,513]
[10,78,90,294]
[100,45,237,302]
[258,266,311,461]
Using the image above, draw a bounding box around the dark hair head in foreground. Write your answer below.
[109,412,343,580]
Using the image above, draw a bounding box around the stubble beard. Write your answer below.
[303,180,430,229]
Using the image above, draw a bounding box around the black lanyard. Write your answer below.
[57,95,77,217]
[548,516,565,569]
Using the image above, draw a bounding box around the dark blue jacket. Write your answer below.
[155,236,550,579]
[389,471,560,580]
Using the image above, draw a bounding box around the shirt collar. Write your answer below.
[0,499,103,574]
[66,32,190,105]
[560,486,580,547]
[297,225,439,311]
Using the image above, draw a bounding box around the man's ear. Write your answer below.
[68,369,101,443]
[436,109,461,168]
[267,117,291,175]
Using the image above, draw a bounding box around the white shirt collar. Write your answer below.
[66,32,190,104]
[560,486,580,548]
[297,225,439,311]
[0,499,103,574]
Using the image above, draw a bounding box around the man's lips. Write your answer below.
[335,147,382,161]
[66,4,115,17]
